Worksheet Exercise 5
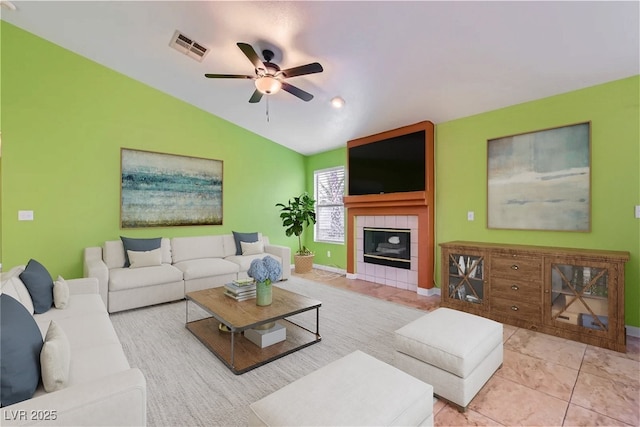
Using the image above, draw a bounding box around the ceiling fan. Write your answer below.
[205,42,323,103]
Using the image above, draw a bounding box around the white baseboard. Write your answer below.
[418,287,440,297]
[626,325,639,338]
[312,264,347,275]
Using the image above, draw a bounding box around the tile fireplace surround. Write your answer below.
[356,215,419,291]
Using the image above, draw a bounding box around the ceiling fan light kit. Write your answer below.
[255,76,282,95]
[205,42,323,103]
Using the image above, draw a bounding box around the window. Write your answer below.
[314,166,345,243]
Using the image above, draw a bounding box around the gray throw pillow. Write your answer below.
[232,231,258,256]
[19,258,54,314]
[0,294,44,406]
[120,236,162,267]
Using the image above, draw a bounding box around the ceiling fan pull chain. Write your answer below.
[266,96,270,123]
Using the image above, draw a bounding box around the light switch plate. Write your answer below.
[467,211,475,221]
[18,210,34,221]
[635,205,640,219]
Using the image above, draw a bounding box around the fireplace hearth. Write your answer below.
[363,227,411,269]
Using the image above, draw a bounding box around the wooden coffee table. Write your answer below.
[185,286,322,374]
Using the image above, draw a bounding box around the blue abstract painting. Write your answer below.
[121,149,223,228]
[487,122,590,231]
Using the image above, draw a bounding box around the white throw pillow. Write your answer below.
[40,321,71,392]
[53,276,69,309]
[128,248,162,268]
[0,275,35,315]
[241,240,264,256]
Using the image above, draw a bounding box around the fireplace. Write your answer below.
[344,120,435,293]
[363,227,411,269]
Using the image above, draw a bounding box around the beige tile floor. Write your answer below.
[296,269,640,426]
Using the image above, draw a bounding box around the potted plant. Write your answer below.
[276,192,317,273]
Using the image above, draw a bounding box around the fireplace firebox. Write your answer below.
[363,227,411,269]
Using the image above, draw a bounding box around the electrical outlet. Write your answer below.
[327,250,331,258]
[636,205,640,219]
[18,210,34,221]
[467,211,474,221]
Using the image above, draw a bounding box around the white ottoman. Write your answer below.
[394,308,503,410]
[249,350,434,426]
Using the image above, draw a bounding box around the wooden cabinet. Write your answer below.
[440,241,629,352]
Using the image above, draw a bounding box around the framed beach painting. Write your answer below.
[487,122,591,232]
[121,148,223,228]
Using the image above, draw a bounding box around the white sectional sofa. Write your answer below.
[0,266,146,426]
[84,233,291,313]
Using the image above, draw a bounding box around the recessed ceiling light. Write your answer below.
[331,96,345,109]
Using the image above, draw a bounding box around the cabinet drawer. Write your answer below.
[491,296,541,321]
[491,255,541,280]
[492,277,541,300]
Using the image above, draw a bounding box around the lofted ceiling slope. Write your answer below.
[2,1,638,155]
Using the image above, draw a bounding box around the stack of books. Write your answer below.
[224,279,256,301]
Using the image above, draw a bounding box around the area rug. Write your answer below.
[110,276,428,426]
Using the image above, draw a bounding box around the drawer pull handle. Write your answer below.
[511,265,519,270]
[511,305,519,311]
[511,284,519,291]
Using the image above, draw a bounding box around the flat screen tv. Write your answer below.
[348,130,426,195]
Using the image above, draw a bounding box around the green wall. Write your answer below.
[304,147,348,269]
[435,75,640,327]
[1,22,306,278]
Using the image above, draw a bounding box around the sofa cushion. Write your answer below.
[241,240,264,255]
[171,235,225,263]
[109,264,184,291]
[34,294,108,334]
[1,270,34,315]
[19,259,54,313]
[53,276,70,309]
[232,231,258,255]
[128,248,162,268]
[40,321,71,392]
[173,258,240,281]
[0,294,43,406]
[120,236,162,267]
[67,343,130,387]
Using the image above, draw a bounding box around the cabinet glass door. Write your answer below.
[549,263,610,333]
[446,253,485,305]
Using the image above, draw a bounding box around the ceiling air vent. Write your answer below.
[169,30,209,62]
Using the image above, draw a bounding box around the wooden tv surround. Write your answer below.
[440,241,630,352]
[344,121,435,290]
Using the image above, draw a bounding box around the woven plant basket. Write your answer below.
[294,254,314,273]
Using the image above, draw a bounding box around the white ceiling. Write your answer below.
[2,1,638,155]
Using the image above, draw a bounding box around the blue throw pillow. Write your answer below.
[0,294,44,407]
[19,259,54,314]
[232,231,258,256]
[120,236,162,268]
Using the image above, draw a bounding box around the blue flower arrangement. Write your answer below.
[248,256,282,285]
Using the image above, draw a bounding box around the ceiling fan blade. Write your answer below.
[281,82,314,102]
[248,89,264,103]
[237,42,265,70]
[204,73,253,79]
[281,62,323,78]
